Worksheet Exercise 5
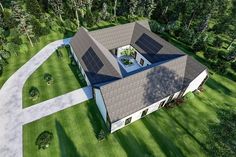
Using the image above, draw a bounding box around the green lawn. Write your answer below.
[0,32,66,88]
[22,46,86,108]
[23,71,236,157]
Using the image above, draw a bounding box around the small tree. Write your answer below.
[35,131,53,149]
[44,73,53,85]
[204,47,218,60]
[48,0,64,22]
[29,86,40,100]
[192,39,207,53]
[26,0,42,19]
[231,61,236,72]
[11,1,34,47]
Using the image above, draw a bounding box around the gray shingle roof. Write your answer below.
[131,22,185,63]
[70,27,122,84]
[70,20,207,122]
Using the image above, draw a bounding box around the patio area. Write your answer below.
[117,55,141,73]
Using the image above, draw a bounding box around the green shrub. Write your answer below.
[231,61,236,72]
[0,50,10,59]
[0,65,3,77]
[56,49,63,58]
[29,86,40,100]
[35,131,53,150]
[184,92,194,100]
[204,47,218,60]
[192,39,207,53]
[44,73,53,85]
[149,20,165,33]
[97,129,106,141]
[211,60,230,75]
[213,36,223,48]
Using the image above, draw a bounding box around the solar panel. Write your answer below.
[82,47,104,74]
[135,33,163,55]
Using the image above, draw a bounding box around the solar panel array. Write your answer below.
[82,47,104,74]
[135,33,163,56]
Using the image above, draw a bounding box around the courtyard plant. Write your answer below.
[121,48,135,57]
[44,73,53,85]
[121,58,133,65]
[35,131,53,150]
[29,86,40,101]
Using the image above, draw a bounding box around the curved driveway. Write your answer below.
[0,38,92,157]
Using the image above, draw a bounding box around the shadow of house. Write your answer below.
[142,118,185,157]
[143,66,185,105]
[55,120,81,157]
[86,100,108,138]
[115,132,155,157]
[206,77,232,96]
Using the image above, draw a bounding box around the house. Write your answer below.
[69,20,208,133]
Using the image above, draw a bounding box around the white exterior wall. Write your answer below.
[94,89,107,122]
[117,45,151,67]
[135,51,151,67]
[110,95,174,133]
[184,70,208,95]
[69,45,91,85]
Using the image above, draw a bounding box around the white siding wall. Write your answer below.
[110,95,176,133]
[135,51,151,67]
[94,89,107,122]
[184,70,208,95]
[69,45,91,85]
[117,45,151,67]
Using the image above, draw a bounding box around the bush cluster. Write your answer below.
[35,131,53,150]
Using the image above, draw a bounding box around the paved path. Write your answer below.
[0,38,93,157]
[22,86,92,124]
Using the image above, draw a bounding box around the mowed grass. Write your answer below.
[0,32,65,88]
[23,71,236,157]
[22,46,86,108]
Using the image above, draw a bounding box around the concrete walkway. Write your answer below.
[22,86,92,124]
[0,38,93,157]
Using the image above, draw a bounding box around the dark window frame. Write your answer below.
[178,88,187,98]
[159,100,166,108]
[167,94,174,103]
[141,109,148,117]
[125,117,132,125]
[140,58,144,66]
[132,51,137,59]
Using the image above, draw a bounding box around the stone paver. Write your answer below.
[0,38,93,157]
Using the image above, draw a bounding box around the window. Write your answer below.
[159,100,166,108]
[178,88,186,98]
[199,75,208,88]
[167,94,174,103]
[141,109,148,117]
[132,51,137,59]
[125,117,132,125]
[140,58,144,66]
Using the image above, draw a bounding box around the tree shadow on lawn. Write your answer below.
[142,118,186,157]
[205,78,232,96]
[206,108,236,157]
[165,112,209,154]
[86,100,108,139]
[55,120,81,157]
[115,131,155,157]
